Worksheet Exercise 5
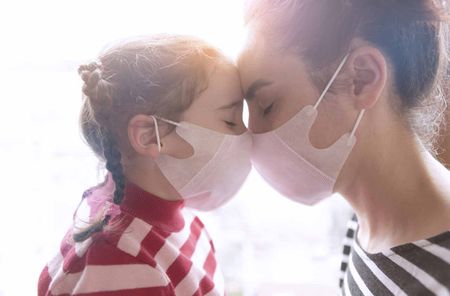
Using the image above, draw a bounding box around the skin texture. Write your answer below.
[239,29,450,253]
[123,62,246,201]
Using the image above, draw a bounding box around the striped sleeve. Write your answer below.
[38,237,175,296]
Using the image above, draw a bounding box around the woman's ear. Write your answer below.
[347,46,387,110]
[127,115,161,159]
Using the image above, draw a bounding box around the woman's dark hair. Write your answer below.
[74,35,228,242]
[245,0,449,149]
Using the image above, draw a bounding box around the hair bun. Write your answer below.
[78,61,104,99]
[78,61,113,123]
[78,61,102,73]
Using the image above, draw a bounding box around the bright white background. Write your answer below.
[0,1,353,295]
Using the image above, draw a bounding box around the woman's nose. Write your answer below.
[248,112,267,134]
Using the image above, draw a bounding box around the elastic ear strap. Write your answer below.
[154,116,181,127]
[314,54,350,110]
[150,116,162,152]
[349,109,365,144]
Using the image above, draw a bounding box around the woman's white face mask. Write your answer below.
[251,54,366,205]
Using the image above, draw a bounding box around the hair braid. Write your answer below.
[73,133,126,243]
[74,62,127,243]
[102,133,126,206]
[73,216,110,242]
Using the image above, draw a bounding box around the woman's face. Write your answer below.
[238,31,357,149]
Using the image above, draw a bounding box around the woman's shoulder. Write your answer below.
[340,215,450,296]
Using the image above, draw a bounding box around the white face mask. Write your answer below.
[151,116,252,211]
[251,55,365,205]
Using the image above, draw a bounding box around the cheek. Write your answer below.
[308,113,335,149]
[308,103,355,149]
[247,96,305,133]
[268,92,314,131]
[163,131,195,159]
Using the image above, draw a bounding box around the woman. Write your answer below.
[239,0,450,295]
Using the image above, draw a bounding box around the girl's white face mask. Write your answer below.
[151,116,252,211]
[251,55,365,205]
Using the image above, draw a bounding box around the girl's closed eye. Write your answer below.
[224,111,243,129]
[220,101,244,129]
[224,120,237,127]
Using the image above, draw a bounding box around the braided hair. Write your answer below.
[73,62,126,242]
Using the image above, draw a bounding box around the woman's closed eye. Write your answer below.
[258,95,276,117]
[263,102,274,116]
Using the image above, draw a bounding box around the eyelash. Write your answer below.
[263,103,274,116]
[225,120,236,127]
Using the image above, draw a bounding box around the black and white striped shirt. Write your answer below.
[340,215,450,295]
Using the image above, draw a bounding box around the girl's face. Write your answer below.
[159,62,248,159]
[181,62,247,135]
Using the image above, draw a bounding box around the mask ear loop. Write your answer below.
[154,116,181,127]
[348,110,365,146]
[310,54,366,146]
[150,116,162,152]
[149,115,181,152]
[314,54,350,110]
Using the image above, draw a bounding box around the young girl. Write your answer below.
[38,35,252,296]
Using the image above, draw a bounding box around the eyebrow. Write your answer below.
[244,79,273,101]
[217,100,243,110]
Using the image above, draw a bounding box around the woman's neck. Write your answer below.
[338,127,450,253]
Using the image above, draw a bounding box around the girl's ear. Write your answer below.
[128,115,161,159]
[346,46,387,110]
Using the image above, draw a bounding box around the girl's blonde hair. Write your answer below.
[75,34,228,242]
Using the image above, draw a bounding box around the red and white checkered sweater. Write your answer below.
[38,181,224,296]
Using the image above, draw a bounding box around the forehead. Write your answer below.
[208,63,242,98]
[192,62,243,107]
[237,29,268,71]
[238,37,272,88]
[237,32,309,92]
